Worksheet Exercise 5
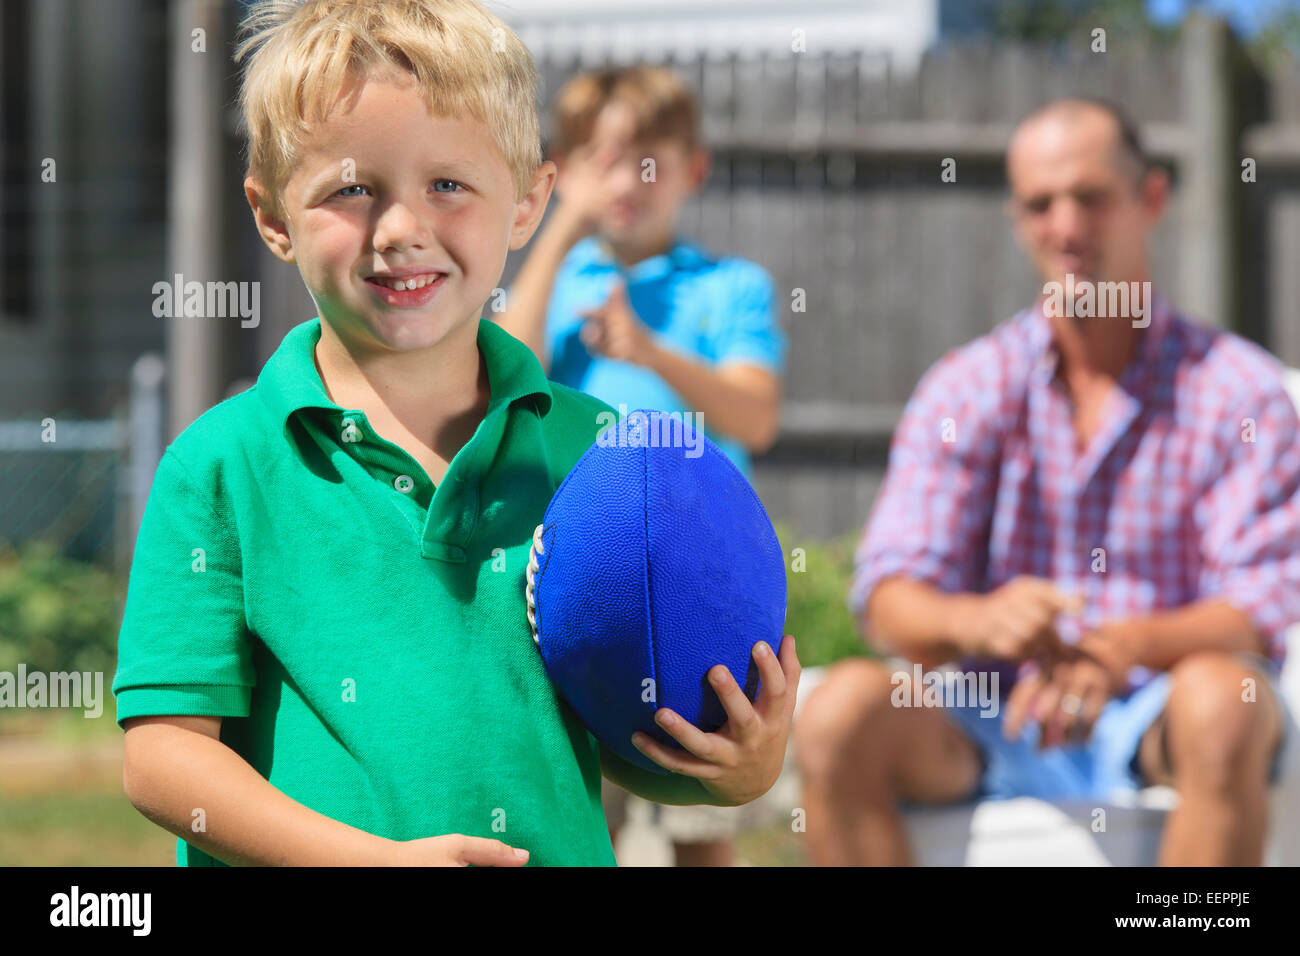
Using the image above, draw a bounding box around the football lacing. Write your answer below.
[525,522,545,644]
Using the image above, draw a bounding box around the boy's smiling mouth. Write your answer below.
[364,269,449,307]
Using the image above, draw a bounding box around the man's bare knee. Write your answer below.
[795,657,982,805]
[794,657,898,783]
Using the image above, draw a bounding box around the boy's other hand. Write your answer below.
[579,279,655,365]
[555,138,625,235]
[629,635,800,807]
[389,834,531,867]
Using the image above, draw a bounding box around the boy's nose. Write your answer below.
[372,201,431,253]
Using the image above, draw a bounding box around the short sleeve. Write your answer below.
[1194,383,1300,661]
[710,263,786,373]
[847,346,1003,622]
[111,449,255,727]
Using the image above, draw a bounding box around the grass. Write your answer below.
[735,820,811,867]
[0,791,174,866]
[0,711,174,866]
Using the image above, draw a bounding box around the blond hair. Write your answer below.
[234,0,541,220]
[550,65,701,158]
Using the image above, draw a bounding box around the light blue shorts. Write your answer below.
[941,658,1287,803]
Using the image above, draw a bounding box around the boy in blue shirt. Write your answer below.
[495,65,786,480]
[496,64,788,865]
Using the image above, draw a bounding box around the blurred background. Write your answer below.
[3,0,1300,865]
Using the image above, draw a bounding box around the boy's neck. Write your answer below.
[312,316,491,460]
[601,230,677,269]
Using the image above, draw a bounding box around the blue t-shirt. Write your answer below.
[531,234,786,478]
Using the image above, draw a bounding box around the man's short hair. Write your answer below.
[1010,96,1151,183]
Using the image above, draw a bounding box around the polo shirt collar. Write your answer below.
[584,233,713,281]
[257,316,555,442]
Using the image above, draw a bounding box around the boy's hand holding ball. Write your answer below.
[631,637,800,807]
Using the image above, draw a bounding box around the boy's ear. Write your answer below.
[688,147,712,192]
[245,176,296,265]
[508,160,558,251]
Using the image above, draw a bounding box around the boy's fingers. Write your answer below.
[752,639,790,722]
[591,137,622,170]
[707,664,762,742]
[631,730,725,778]
[650,707,737,765]
[456,837,529,867]
[579,316,606,349]
[781,636,802,721]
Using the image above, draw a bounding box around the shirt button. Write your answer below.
[394,474,414,494]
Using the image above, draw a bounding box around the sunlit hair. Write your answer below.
[550,64,702,158]
[234,0,542,220]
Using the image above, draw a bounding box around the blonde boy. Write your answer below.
[113,0,797,867]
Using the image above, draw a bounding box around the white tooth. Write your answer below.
[395,279,409,291]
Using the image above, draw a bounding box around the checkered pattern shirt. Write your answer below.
[849,293,1300,688]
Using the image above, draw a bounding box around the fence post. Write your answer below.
[126,353,166,568]
[1180,13,1238,330]
[167,0,230,441]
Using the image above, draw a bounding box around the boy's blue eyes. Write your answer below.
[335,179,463,198]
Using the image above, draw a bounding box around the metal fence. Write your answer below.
[0,355,164,574]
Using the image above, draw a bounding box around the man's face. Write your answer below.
[1006,109,1163,292]
[251,73,547,355]
[584,103,707,246]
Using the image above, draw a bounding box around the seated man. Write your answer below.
[796,97,1300,866]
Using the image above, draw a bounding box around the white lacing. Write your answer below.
[525,523,545,644]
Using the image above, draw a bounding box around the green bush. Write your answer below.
[772,523,874,668]
[0,543,124,676]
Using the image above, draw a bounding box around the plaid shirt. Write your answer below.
[850,293,1300,688]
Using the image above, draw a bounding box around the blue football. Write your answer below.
[526,409,787,775]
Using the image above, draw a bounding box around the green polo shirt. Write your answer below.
[112,316,619,867]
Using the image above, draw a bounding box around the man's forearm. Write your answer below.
[1109,599,1265,672]
[643,342,780,452]
[863,577,977,667]
[493,209,588,370]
